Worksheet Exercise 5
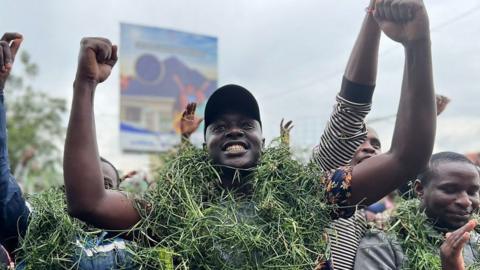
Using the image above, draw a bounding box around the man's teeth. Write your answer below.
[226,144,245,152]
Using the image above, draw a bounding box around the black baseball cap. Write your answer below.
[204,84,261,136]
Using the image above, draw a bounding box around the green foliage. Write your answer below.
[386,199,443,269]
[18,188,97,269]
[17,141,334,269]
[133,141,332,269]
[5,51,66,191]
[386,199,480,270]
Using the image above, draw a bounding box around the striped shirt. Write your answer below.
[313,78,374,270]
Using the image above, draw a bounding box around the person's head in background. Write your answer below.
[415,152,480,230]
[100,157,121,190]
[350,126,382,166]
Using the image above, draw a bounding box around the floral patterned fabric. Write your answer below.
[325,166,354,219]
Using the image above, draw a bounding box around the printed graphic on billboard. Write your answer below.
[120,23,217,152]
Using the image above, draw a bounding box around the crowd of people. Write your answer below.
[0,0,479,269]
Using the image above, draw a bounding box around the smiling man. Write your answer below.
[203,84,263,184]
[354,152,480,269]
[418,153,480,231]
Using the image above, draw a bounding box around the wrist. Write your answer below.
[441,257,463,270]
[73,78,98,90]
[441,262,461,270]
[403,37,431,49]
[365,7,375,16]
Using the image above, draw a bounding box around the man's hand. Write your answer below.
[75,37,118,85]
[436,94,450,116]
[280,118,293,146]
[20,147,36,166]
[373,0,430,45]
[440,220,477,270]
[180,102,203,138]
[0,33,23,90]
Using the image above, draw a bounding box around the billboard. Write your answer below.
[120,23,218,152]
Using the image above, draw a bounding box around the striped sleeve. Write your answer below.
[328,210,368,270]
[312,78,373,270]
[313,78,373,172]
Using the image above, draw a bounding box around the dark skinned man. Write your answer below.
[354,152,480,270]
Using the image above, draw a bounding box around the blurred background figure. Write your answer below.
[119,170,150,195]
[13,146,36,192]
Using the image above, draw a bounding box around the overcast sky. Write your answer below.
[1,0,479,171]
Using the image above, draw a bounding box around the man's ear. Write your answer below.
[414,179,425,198]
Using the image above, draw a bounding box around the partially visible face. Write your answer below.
[351,128,382,166]
[205,112,264,170]
[418,162,480,230]
[101,161,119,189]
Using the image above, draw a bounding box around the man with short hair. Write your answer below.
[354,152,480,269]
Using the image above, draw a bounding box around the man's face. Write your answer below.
[418,162,480,230]
[101,161,119,189]
[351,128,382,166]
[205,112,264,170]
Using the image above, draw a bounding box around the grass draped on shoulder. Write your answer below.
[131,141,333,269]
[386,199,444,270]
[15,141,333,269]
[18,187,103,269]
[386,199,480,270]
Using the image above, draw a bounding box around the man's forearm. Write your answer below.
[0,93,29,251]
[64,80,105,214]
[344,12,381,86]
[390,39,436,176]
[314,10,379,171]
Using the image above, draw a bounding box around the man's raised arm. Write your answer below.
[349,0,436,205]
[0,32,30,253]
[314,0,381,171]
[64,37,139,230]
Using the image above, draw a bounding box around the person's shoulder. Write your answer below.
[360,229,392,246]
[468,230,480,248]
[470,230,480,240]
[355,229,405,269]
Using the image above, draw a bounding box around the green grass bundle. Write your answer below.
[132,141,333,269]
[16,141,334,269]
[386,199,442,269]
[386,199,480,270]
[18,188,100,269]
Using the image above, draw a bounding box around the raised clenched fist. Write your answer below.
[373,0,430,45]
[0,32,23,90]
[75,37,118,84]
